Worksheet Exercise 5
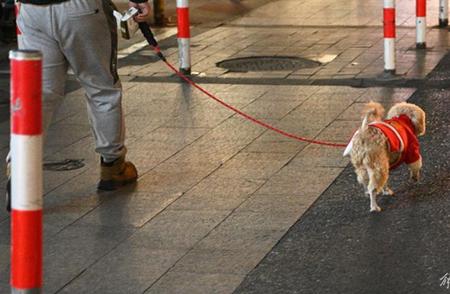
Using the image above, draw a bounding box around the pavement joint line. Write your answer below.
[55,221,139,293]
[170,146,311,286]
[143,178,271,293]
[224,23,445,30]
[54,188,187,293]
[51,177,192,293]
[141,211,239,292]
[237,85,319,159]
[116,105,229,188]
[140,176,258,292]
[311,99,359,148]
[45,172,107,236]
[136,89,298,292]
[129,75,449,89]
[55,267,88,293]
[270,103,330,174]
[54,190,189,292]
[37,135,92,194]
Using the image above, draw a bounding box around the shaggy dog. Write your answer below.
[343,102,426,212]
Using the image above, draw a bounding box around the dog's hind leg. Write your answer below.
[355,167,370,196]
[368,190,381,212]
[366,156,389,212]
[367,165,388,212]
[367,168,381,212]
[408,157,422,182]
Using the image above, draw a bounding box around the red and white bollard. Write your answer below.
[416,0,426,48]
[177,0,191,75]
[10,50,43,294]
[383,0,396,74]
[439,0,448,27]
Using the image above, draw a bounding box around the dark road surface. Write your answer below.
[234,53,450,294]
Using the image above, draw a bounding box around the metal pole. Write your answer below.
[177,0,191,75]
[416,0,426,48]
[153,0,165,26]
[10,49,43,294]
[439,0,448,27]
[384,0,396,74]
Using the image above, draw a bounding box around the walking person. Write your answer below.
[6,0,151,210]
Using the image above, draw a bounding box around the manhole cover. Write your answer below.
[216,56,320,72]
[44,159,85,171]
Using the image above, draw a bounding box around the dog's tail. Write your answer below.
[343,102,384,157]
[361,101,384,129]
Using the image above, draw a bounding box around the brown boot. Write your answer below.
[98,156,138,191]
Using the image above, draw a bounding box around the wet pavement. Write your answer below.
[131,0,450,81]
[0,0,449,293]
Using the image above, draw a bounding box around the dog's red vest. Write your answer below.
[369,115,421,169]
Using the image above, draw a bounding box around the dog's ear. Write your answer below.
[388,103,426,136]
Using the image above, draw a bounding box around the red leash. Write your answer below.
[138,24,347,148]
[162,60,348,148]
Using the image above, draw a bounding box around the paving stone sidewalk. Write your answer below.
[124,0,450,81]
[0,0,449,293]
[0,85,415,293]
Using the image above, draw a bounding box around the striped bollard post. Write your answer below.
[10,50,43,294]
[416,0,426,48]
[439,0,448,27]
[383,0,396,74]
[177,0,191,75]
[14,0,22,47]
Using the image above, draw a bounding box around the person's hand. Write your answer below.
[128,1,151,22]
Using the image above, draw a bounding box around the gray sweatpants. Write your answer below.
[17,0,126,162]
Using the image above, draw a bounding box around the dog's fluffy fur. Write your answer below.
[344,102,426,212]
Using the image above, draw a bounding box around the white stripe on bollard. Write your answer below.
[416,17,426,47]
[11,135,43,210]
[416,0,426,48]
[177,0,189,8]
[384,38,396,72]
[383,0,396,73]
[178,38,191,71]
